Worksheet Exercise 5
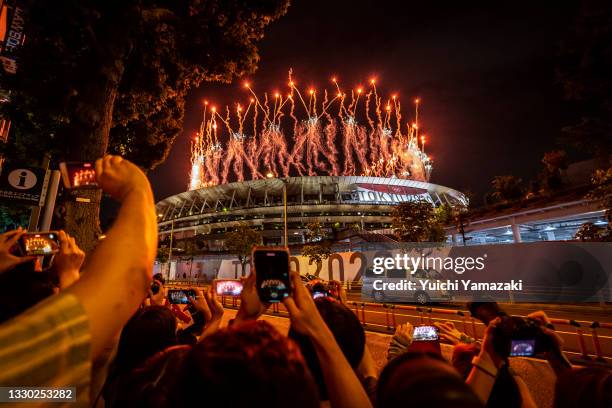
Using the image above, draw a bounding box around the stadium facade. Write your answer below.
[156,176,467,250]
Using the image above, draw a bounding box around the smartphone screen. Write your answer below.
[509,339,536,357]
[412,325,440,342]
[253,248,291,303]
[214,279,243,297]
[19,232,60,256]
[167,289,196,304]
[312,291,329,299]
[59,162,98,188]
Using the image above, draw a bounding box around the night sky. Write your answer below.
[148,0,580,204]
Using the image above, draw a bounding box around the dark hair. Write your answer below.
[103,306,178,407]
[113,321,318,408]
[0,264,56,323]
[153,273,165,285]
[377,351,483,408]
[288,297,365,400]
[554,367,612,408]
[114,306,178,374]
[466,302,503,325]
[451,343,522,408]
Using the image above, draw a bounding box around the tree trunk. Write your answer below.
[62,77,121,253]
[61,18,133,253]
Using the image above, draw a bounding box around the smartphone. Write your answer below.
[412,325,440,342]
[213,279,243,297]
[312,290,330,299]
[509,339,536,357]
[253,247,291,303]
[59,161,98,188]
[18,232,60,256]
[167,289,197,304]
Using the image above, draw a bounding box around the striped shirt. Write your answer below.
[0,293,91,407]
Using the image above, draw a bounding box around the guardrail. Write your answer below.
[166,281,611,364]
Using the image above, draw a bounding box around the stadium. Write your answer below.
[155,75,468,257]
[156,175,467,250]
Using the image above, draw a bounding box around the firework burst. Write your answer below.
[189,71,433,190]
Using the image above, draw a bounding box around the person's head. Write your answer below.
[0,263,56,323]
[113,306,178,374]
[288,297,365,400]
[554,367,612,408]
[451,343,522,407]
[467,302,504,325]
[377,351,483,408]
[114,320,318,408]
[153,273,165,285]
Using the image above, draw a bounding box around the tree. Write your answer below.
[1,0,290,251]
[301,222,332,270]
[556,1,612,158]
[391,200,446,243]
[540,150,568,193]
[586,166,612,241]
[574,222,603,242]
[0,203,30,231]
[491,175,523,203]
[224,224,262,277]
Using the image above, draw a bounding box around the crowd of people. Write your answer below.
[0,155,610,408]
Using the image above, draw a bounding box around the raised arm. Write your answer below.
[283,272,372,408]
[66,155,158,358]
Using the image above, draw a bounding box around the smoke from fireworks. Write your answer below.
[189,71,433,189]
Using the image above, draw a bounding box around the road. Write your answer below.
[344,293,612,363]
[170,282,612,363]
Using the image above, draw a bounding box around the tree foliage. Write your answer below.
[0,203,30,231]
[1,0,289,250]
[586,166,612,241]
[539,150,568,193]
[574,222,604,242]
[391,200,446,243]
[301,221,332,267]
[557,1,612,156]
[224,224,262,275]
[491,175,523,203]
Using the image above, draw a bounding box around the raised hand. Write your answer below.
[190,288,224,338]
[394,322,414,345]
[235,272,268,323]
[52,230,85,289]
[434,321,469,345]
[95,155,152,202]
[0,227,36,274]
[282,271,328,338]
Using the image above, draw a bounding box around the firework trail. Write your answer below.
[189,71,433,190]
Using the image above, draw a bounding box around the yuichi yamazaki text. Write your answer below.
[372,279,523,291]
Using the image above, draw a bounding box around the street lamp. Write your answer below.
[282,179,288,248]
[266,172,288,248]
[167,218,175,280]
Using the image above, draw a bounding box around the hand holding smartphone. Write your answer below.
[18,232,60,256]
[412,325,440,342]
[167,289,197,304]
[509,339,536,357]
[213,279,243,297]
[59,162,98,189]
[252,246,291,303]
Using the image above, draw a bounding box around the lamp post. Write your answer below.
[167,218,175,280]
[267,171,289,248]
[283,180,288,248]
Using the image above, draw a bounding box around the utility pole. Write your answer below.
[283,179,288,248]
[167,219,175,280]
